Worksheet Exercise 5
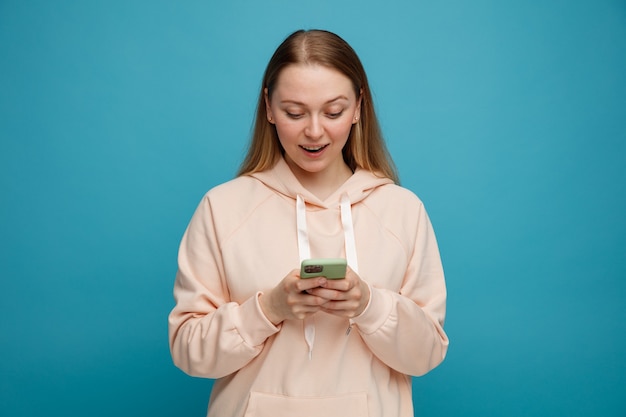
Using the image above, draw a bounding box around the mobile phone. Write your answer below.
[300,258,347,279]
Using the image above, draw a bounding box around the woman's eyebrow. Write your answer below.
[280,95,349,106]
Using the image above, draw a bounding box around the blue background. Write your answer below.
[1,1,625,416]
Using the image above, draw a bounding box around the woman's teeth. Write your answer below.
[301,144,327,153]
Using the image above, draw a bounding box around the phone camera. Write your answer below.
[304,265,323,273]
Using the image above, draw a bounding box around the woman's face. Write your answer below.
[265,64,361,182]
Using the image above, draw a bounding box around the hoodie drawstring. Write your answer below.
[340,193,360,336]
[296,194,359,360]
[340,194,359,274]
[296,195,315,359]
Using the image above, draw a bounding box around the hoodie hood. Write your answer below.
[251,157,394,359]
[250,157,394,209]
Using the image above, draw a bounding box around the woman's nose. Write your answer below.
[304,115,324,139]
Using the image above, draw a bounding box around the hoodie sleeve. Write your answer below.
[351,202,449,377]
[168,194,280,379]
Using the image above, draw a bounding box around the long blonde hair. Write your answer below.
[237,29,399,184]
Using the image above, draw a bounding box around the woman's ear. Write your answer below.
[264,88,274,124]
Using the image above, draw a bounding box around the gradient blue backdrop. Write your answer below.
[1,1,624,416]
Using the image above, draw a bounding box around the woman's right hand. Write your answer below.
[258,269,328,325]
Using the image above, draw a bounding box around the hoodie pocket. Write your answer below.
[243,391,368,417]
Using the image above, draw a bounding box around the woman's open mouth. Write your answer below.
[300,144,329,154]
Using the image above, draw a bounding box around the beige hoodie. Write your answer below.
[168,158,448,417]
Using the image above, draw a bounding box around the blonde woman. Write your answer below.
[169,29,449,417]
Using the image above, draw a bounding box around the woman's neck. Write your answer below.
[285,158,353,201]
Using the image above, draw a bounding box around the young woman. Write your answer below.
[168,29,449,417]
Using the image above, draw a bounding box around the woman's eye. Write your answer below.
[286,112,304,119]
[327,111,344,119]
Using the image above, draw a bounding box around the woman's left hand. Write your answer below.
[305,267,370,318]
